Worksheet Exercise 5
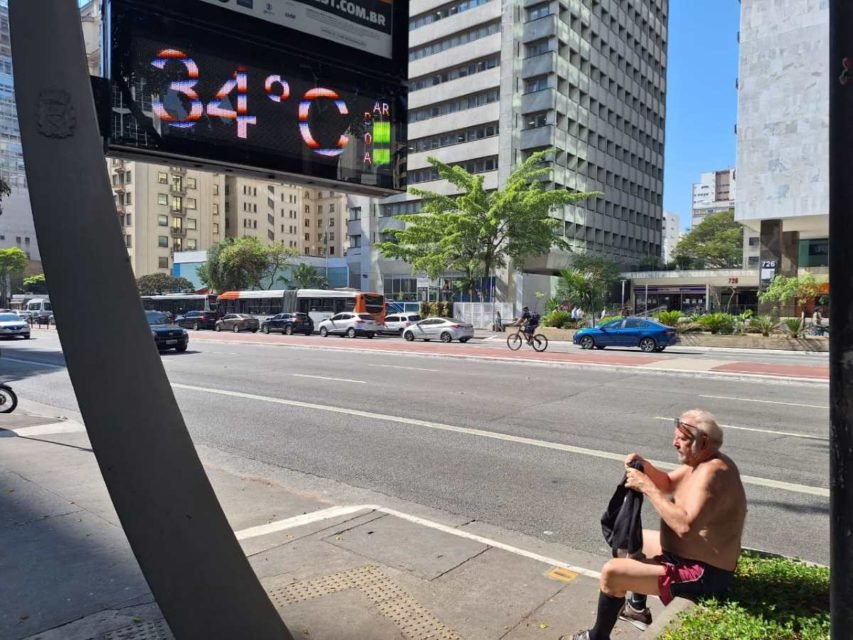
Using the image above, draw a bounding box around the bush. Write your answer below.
[655,310,683,328]
[419,302,433,317]
[543,310,571,328]
[749,315,776,337]
[662,551,829,640]
[697,312,736,334]
[782,317,803,337]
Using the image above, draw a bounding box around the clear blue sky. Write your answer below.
[663,1,740,229]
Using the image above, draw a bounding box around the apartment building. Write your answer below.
[351,0,669,306]
[661,210,680,264]
[736,0,829,298]
[691,168,735,229]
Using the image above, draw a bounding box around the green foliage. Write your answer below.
[749,315,776,336]
[0,176,10,217]
[545,297,561,313]
[136,273,195,295]
[376,148,600,282]
[542,310,571,328]
[697,312,736,334]
[198,237,271,292]
[0,247,29,305]
[263,245,300,289]
[655,310,683,328]
[782,317,803,337]
[599,315,624,325]
[661,551,829,640]
[22,273,47,294]
[555,257,622,323]
[673,210,743,269]
[419,301,433,317]
[637,255,664,271]
[759,273,823,308]
[287,263,328,289]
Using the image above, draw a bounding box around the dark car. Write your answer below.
[573,317,679,352]
[261,312,314,335]
[215,313,260,333]
[146,311,189,352]
[176,310,218,331]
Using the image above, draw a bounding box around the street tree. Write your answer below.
[672,210,743,269]
[136,273,195,295]
[376,149,600,285]
[556,255,622,324]
[287,263,328,289]
[262,245,300,289]
[759,272,823,313]
[0,176,10,217]
[0,247,29,306]
[23,273,47,295]
[198,237,269,292]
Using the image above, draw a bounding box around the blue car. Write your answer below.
[573,317,679,352]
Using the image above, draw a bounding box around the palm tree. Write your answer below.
[287,263,328,289]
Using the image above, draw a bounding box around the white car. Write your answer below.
[317,312,379,338]
[380,312,421,335]
[402,317,474,343]
[0,312,31,339]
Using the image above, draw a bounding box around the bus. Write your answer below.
[216,289,386,327]
[141,293,218,319]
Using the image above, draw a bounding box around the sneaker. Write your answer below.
[619,601,653,630]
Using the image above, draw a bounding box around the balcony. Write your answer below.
[522,14,556,42]
[170,185,187,195]
[169,166,187,174]
[170,227,187,237]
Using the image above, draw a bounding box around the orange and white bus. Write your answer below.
[216,289,386,328]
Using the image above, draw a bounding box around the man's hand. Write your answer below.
[625,467,655,495]
[625,453,647,468]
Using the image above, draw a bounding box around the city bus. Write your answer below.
[216,289,386,327]
[141,293,218,319]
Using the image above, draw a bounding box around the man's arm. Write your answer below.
[627,463,720,538]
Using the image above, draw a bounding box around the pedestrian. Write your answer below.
[571,307,579,321]
[561,409,747,640]
[494,310,502,332]
[812,306,823,328]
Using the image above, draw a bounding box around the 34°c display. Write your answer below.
[106,1,407,195]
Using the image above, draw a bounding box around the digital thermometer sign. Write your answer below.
[104,0,407,195]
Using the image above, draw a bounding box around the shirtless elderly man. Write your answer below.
[564,409,747,640]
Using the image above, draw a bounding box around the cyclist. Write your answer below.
[516,306,539,344]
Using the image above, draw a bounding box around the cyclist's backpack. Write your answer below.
[530,312,541,325]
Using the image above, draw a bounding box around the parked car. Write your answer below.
[215,313,260,333]
[176,310,219,331]
[0,312,30,339]
[380,312,421,335]
[402,317,474,343]
[261,312,314,335]
[572,317,679,352]
[317,312,378,338]
[145,311,188,352]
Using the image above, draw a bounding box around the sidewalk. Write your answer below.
[0,403,677,640]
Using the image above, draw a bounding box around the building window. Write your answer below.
[158,236,169,247]
[158,214,168,226]
[187,239,197,250]
[158,257,169,269]
[186,177,197,189]
[187,218,197,230]
[158,172,168,184]
[304,233,310,241]
[171,196,183,211]
[125,214,132,226]
[748,236,760,247]
[747,256,759,267]
[125,235,132,248]
[125,171,132,184]
[524,112,548,129]
[186,197,197,209]
[172,217,183,230]
[173,238,183,251]
[329,247,335,255]
[158,193,168,206]
[329,203,335,213]
[213,223,220,234]
[213,183,219,195]
[213,203,219,215]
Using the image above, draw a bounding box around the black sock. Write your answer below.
[589,591,624,640]
[628,592,647,610]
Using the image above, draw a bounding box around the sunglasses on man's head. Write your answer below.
[674,418,701,439]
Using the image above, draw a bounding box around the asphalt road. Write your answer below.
[1,332,830,565]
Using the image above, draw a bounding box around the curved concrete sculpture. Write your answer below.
[9,1,293,637]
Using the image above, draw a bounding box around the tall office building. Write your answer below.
[691,168,735,229]
[352,0,669,305]
[736,0,829,290]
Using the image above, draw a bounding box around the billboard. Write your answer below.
[103,0,407,195]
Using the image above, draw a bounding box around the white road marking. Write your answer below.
[171,383,829,497]
[699,394,827,410]
[3,356,65,369]
[235,504,601,579]
[375,364,440,372]
[292,374,366,384]
[1,421,86,436]
[653,416,828,442]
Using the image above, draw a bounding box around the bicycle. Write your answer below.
[0,351,16,413]
[506,326,548,352]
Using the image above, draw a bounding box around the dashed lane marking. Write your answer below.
[699,394,827,410]
[292,373,366,384]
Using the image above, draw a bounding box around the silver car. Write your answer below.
[318,312,379,338]
[0,312,30,339]
[380,312,421,335]
[402,317,474,343]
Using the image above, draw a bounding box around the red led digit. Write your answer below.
[151,49,203,129]
[298,88,349,157]
[207,68,257,139]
